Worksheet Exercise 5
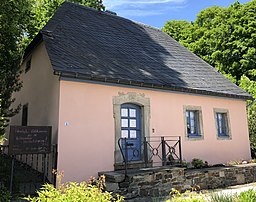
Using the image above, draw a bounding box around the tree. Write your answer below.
[163,1,256,81]
[239,75,256,157]
[29,0,104,40]
[0,0,32,142]
[0,0,104,142]
[163,0,256,156]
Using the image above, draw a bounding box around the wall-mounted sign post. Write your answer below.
[8,126,52,194]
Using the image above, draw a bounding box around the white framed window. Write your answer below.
[184,106,203,140]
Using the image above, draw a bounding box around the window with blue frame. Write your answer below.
[186,110,201,137]
[216,112,229,137]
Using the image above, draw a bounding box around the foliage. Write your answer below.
[239,75,256,157]
[191,158,205,169]
[168,188,206,202]
[179,160,190,168]
[238,189,256,202]
[0,0,32,137]
[0,0,105,140]
[0,136,6,145]
[0,154,19,195]
[168,188,256,202]
[210,193,236,202]
[29,0,105,40]
[26,174,124,202]
[226,160,243,166]
[163,1,256,81]
[210,189,256,202]
[163,0,256,156]
[0,187,11,202]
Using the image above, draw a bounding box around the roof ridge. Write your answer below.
[62,1,163,33]
[133,21,163,32]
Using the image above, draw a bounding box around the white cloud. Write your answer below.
[105,0,186,9]
[119,5,186,17]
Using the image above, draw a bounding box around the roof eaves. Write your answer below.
[55,70,253,101]
[22,32,43,63]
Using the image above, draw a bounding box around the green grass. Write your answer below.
[167,188,256,202]
[210,193,236,202]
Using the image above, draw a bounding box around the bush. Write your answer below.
[0,187,11,202]
[191,159,205,169]
[0,135,5,145]
[179,160,190,168]
[167,188,256,202]
[26,174,124,202]
[207,189,256,202]
[238,189,256,202]
[210,193,235,202]
[248,109,256,158]
[168,188,206,202]
[0,154,19,194]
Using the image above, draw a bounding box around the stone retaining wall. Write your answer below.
[100,163,256,201]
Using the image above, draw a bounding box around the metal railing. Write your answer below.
[118,136,182,175]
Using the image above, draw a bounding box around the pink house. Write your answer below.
[9,2,252,182]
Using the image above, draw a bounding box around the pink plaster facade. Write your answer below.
[58,79,251,182]
[9,43,251,183]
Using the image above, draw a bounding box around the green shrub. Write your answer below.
[210,193,235,202]
[0,187,11,202]
[168,188,207,202]
[180,160,190,168]
[238,189,256,202]
[26,174,124,202]
[0,154,19,194]
[0,155,11,189]
[168,188,256,202]
[210,189,256,202]
[0,135,6,145]
[191,158,205,169]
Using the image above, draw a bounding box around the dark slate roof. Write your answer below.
[26,2,252,100]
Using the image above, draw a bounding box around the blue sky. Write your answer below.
[104,0,251,28]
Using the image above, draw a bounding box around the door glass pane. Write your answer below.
[121,108,128,117]
[121,119,128,127]
[130,119,136,128]
[121,130,128,138]
[129,109,136,117]
[130,130,137,138]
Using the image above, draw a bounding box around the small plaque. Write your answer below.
[9,126,52,154]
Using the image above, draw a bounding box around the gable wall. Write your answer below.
[58,80,251,182]
[9,42,60,144]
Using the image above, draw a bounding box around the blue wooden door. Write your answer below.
[121,104,141,161]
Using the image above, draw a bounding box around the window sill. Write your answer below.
[186,134,204,141]
[217,135,231,140]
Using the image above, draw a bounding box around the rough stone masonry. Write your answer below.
[99,163,256,201]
